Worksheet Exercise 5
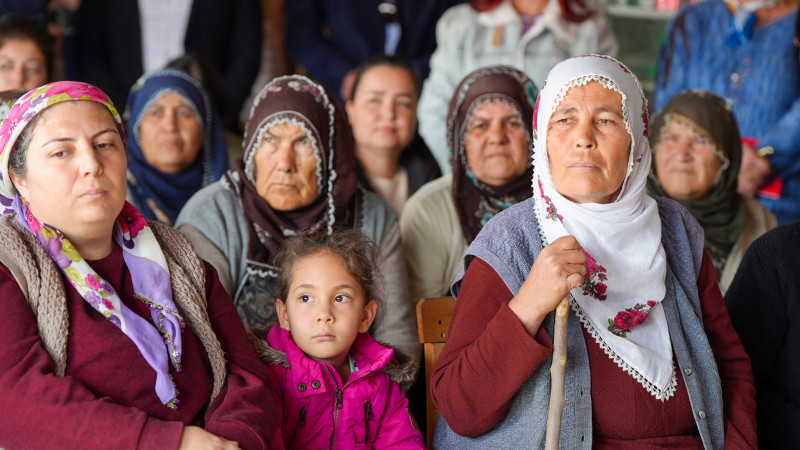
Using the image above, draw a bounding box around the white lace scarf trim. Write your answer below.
[571,299,678,401]
[532,181,677,402]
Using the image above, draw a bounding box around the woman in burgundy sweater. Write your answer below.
[0,82,280,449]
[430,55,757,448]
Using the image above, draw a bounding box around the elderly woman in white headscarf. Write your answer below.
[430,55,757,448]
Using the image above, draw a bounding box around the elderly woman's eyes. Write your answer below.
[176,108,194,119]
[695,135,710,145]
[469,121,488,132]
[95,141,116,150]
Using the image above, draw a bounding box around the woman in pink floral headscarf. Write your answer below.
[430,55,757,448]
[0,82,280,449]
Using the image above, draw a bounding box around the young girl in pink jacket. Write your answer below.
[250,230,424,448]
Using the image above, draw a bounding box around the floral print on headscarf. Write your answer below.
[0,82,185,408]
[532,56,674,400]
[0,89,26,215]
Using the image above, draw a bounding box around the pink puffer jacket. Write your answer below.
[251,325,423,449]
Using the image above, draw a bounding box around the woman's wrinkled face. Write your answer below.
[654,117,724,201]
[464,102,529,187]
[346,65,417,157]
[11,101,127,236]
[254,122,320,211]
[0,38,47,91]
[546,81,631,204]
[138,92,203,174]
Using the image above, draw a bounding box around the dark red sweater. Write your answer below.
[0,243,280,449]
[430,250,757,447]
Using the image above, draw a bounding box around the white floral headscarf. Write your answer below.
[532,55,674,400]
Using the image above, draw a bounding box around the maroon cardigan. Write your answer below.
[0,243,280,449]
[431,250,757,448]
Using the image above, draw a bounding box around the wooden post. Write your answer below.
[544,295,570,450]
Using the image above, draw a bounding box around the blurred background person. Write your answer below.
[167,52,236,132]
[285,0,463,105]
[656,0,800,224]
[648,90,776,295]
[347,54,440,216]
[125,68,228,226]
[401,66,535,302]
[418,0,618,172]
[0,15,53,92]
[72,0,261,127]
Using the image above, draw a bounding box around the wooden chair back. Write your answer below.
[416,296,456,449]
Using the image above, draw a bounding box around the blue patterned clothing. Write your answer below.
[655,0,800,223]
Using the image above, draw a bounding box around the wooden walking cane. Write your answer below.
[544,295,570,450]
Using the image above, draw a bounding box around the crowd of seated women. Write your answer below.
[1,0,799,447]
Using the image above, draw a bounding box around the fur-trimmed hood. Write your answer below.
[248,323,418,389]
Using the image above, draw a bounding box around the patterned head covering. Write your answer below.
[125,68,229,225]
[447,66,537,243]
[648,90,744,272]
[225,75,358,273]
[532,56,674,400]
[0,89,27,214]
[0,82,185,408]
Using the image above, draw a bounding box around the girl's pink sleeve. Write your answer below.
[372,379,425,449]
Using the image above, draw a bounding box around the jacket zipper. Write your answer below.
[363,401,373,444]
[324,365,374,449]
[289,407,306,448]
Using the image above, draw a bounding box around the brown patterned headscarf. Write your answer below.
[224,75,358,271]
[447,66,538,243]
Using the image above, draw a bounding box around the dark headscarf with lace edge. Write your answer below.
[226,75,358,271]
[447,66,537,243]
[647,90,745,272]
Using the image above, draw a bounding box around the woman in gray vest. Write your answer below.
[175,75,419,361]
[431,55,757,448]
[0,82,278,448]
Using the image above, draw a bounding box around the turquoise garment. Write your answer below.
[656,0,800,223]
[433,197,725,449]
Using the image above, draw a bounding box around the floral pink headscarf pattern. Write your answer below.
[532,56,674,400]
[0,82,185,409]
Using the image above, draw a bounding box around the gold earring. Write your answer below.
[20,196,29,206]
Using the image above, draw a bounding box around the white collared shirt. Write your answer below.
[138,0,193,73]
